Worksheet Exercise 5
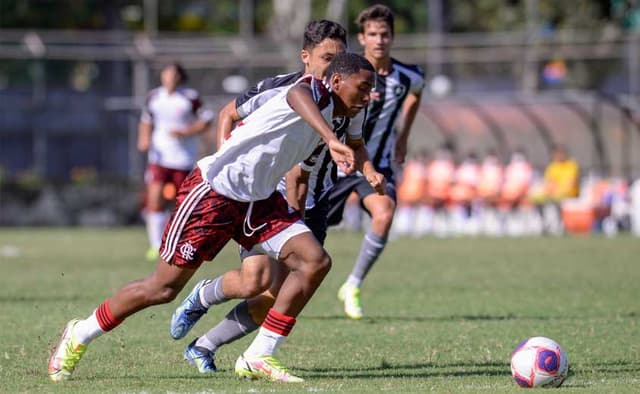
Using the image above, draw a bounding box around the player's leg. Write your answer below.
[144,165,170,261]
[49,168,229,381]
[238,226,328,382]
[338,179,396,319]
[170,250,277,340]
[183,262,288,373]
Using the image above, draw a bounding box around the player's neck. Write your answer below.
[366,56,392,76]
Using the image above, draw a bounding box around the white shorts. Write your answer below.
[238,220,310,261]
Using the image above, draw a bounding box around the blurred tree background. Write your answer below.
[1,0,637,33]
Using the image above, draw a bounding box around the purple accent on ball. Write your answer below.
[513,373,532,387]
[537,349,559,373]
[511,339,528,357]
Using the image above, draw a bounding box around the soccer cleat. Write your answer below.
[337,283,363,320]
[184,338,217,373]
[235,354,304,383]
[170,279,211,339]
[145,247,159,261]
[48,319,87,382]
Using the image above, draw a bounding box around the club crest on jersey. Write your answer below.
[393,84,407,98]
[180,241,196,261]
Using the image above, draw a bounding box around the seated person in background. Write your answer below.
[501,149,534,235]
[541,145,580,234]
[394,149,429,236]
[449,151,480,235]
[544,145,580,201]
[423,143,455,236]
[477,149,504,235]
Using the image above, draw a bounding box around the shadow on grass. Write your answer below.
[303,313,548,322]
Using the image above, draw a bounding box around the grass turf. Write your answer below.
[1,228,638,393]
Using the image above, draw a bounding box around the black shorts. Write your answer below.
[304,195,330,245]
[327,168,397,226]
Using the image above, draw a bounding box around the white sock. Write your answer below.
[73,310,105,345]
[345,275,362,288]
[146,211,168,249]
[243,327,286,357]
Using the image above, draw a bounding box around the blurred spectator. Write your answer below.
[450,151,480,235]
[394,150,429,237]
[500,149,534,236]
[477,149,504,236]
[540,145,580,234]
[424,143,455,237]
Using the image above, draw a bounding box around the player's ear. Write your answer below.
[357,33,366,47]
[300,49,310,69]
[330,73,343,91]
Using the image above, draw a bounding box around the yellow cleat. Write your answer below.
[235,354,304,383]
[48,319,87,382]
[337,283,364,320]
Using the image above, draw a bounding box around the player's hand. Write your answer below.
[328,139,355,175]
[365,169,386,195]
[170,129,187,138]
[370,90,381,102]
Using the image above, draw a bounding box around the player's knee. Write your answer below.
[242,274,271,297]
[306,250,332,278]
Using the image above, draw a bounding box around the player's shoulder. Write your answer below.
[259,71,304,91]
[392,57,425,79]
[146,87,163,100]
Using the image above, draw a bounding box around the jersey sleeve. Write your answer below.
[187,89,214,123]
[139,90,155,124]
[409,65,426,95]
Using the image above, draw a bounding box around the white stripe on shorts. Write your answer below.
[160,180,210,262]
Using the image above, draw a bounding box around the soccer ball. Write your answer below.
[510,336,568,388]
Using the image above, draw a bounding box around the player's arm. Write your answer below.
[285,165,310,216]
[215,99,241,149]
[287,83,355,174]
[348,137,385,195]
[175,118,212,138]
[394,91,422,165]
[137,121,152,153]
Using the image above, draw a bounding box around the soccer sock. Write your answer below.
[73,300,123,344]
[199,276,229,308]
[146,210,168,249]
[346,230,387,288]
[243,309,296,357]
[196,301,259,352]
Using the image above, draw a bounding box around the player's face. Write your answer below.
[358,20,393,61]
[331,69,375,118]
[161,66,181,91]
[301,38,346,79]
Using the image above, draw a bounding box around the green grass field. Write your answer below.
[1,228,639,393]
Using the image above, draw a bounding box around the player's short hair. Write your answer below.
[302,19,347,50]
[163,62,188,83]
[325,52,374,79]
[356,4,395,36]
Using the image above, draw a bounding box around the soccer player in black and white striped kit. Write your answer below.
[328,4,426,319]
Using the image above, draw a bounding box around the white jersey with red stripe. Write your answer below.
[140,86,213,170]
[198,75,359,202]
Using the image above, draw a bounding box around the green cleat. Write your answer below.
[235,354,304,383]
[48,319,87,382]
[337,283,363,320]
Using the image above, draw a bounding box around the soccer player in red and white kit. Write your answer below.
[138,63,213,261]
[48,52,380,383]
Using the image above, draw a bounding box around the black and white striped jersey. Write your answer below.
[298,110,366,209]
[235,71,303,118]
[363,58,425,172]
[236,70,365,210]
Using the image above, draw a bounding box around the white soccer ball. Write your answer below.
[510,336,569,388]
